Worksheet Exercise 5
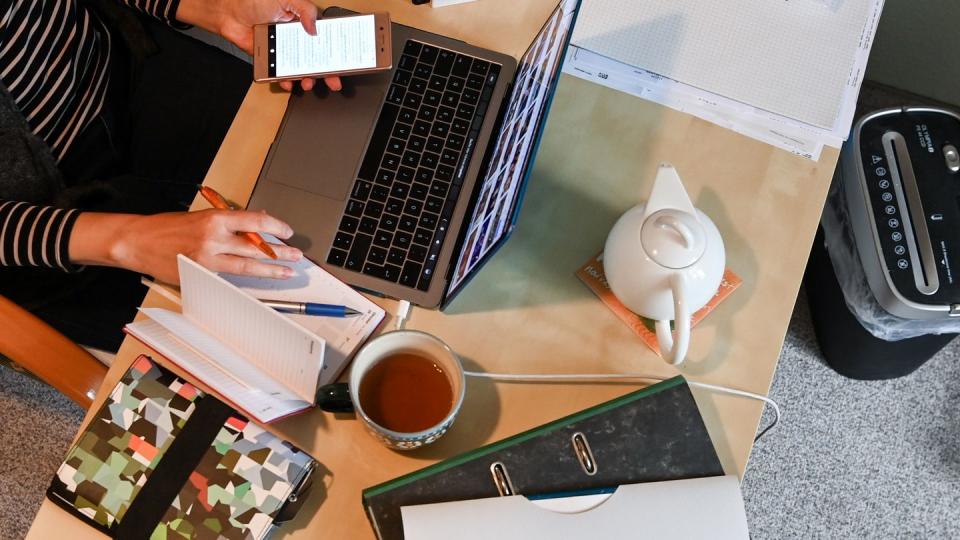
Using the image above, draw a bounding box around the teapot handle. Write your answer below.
[654,273,691,365]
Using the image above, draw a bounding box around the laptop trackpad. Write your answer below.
[263,75,390,201]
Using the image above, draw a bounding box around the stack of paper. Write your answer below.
[563,0,885,160]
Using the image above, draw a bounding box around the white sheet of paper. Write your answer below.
[177,255,325,401]
[221,238,385,386]
[571,0,881,130]
[400,476,750,540]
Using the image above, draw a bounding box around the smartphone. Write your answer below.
[253,13,392,82]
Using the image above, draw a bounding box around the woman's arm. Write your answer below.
[0,200,81,271]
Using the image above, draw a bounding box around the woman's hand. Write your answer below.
[68,210,303,284]
[176,0,342,92]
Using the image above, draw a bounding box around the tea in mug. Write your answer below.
[358,353,454,433]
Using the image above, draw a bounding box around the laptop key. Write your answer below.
[426,136,444,153]
[387,138,405,155]
[398,54,417,71]
[413,120,431,137]
[397,166,415,183]
[420,212,439,229]
[419,44,438,64]
[446,133,464,150]
[408,136,426,153]
[447,76,465,93]
[457,103,475,119]
[420,152,439,169]
[413,228,432,246]
[404,40,422,56]
[367,247,387,265]
[327,248,347,267]
[385,197,404,215]
[435,50,454,76]
[373,230,393,248]
[403,93,422,109]
[451,117,469,135]
[345,199,365,217]
[359,217,378,235]
[398,107,416,124]
[386,85,405,105]
[380,214,398,232]
[410,183,429,200]
[391,183,410,199]
[431,122,450,138]
[466,73,484,90]
[440,150,458,167]
[435,165,454,182]
[405,199,424,215]
[437,106,455,123]
[399,214,418,232]
[461,89,479,105]
[429,75,446,92]
[339,215,359,233]
[371,185,390,202]
[394,231,412,249]
[375,170,394,186]
[392,123,411,140]
[414,64,432,79]
[388,248,406,266]
[425,196,444,213]
[417,105,436,122]
[424,90,442,107]
[364,201,384,219]
[346,233,372,270]
[383,264,402,282]
[333,232,353,250]
[351,181,372,200]
[430,180,450,198]
[402,151,420,168]
[408,244,427,262]
[400,261,421,288]
[470,59,489,75]
[410,77,428,94]
[442,92,459,108]
[393,69,411,86]
[415,168,433,183]
[452,54,471,77]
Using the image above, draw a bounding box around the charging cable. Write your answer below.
[393,302,781,442]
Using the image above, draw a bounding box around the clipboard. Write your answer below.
[361,376,724,540]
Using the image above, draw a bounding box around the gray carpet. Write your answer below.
[1,290,959,539]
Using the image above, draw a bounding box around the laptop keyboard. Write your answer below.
[326,40,500,291]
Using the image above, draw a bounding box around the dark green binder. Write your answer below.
[362,376,724,539]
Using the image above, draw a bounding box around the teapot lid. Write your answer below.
[640,209,707,269]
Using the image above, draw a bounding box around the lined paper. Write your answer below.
[126,317,308,422]
[178,256,325,402]
[222,236,385,385]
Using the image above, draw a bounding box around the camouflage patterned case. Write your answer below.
[47,355,317,539]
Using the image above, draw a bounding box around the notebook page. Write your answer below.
[571,0,878,129]
[177,255,325,402]
[222,236,385,386]
[126,317,308,423]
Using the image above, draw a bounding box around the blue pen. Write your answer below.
[262,299,361,318]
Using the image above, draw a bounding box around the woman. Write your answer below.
[0,0,339,350]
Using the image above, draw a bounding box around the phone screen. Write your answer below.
[268,15,377,77]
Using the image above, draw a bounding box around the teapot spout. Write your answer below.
[642,163,698,221]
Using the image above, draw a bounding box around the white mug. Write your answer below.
[318,330,466,450]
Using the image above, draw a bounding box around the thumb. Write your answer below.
[289,0,318,35]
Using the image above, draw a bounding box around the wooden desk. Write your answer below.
[28,0,839,537]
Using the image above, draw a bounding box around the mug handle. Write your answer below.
[316,382,355,413]
[654,273,691,365]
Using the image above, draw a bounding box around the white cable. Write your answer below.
[463,370,781,442]
[396,300,412,330]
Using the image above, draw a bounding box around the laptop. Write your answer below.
[249,0,581,308]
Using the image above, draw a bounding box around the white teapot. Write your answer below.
[604,163,725,365]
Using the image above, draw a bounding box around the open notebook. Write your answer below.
[126,255,383,423]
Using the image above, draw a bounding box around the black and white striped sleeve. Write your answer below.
[0,200,81,271]
[117,0,184,25]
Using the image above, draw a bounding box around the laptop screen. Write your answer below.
[446,0,581,298]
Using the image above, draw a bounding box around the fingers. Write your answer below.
[324,76,342,92]
[216,254,295,279]
[218,210,294,239]
[280,80,294,92]
[301,78,315,92]
[289,0,319,35]
[227,237,303,262]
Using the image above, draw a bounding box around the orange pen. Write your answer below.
[199,186,278,260]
